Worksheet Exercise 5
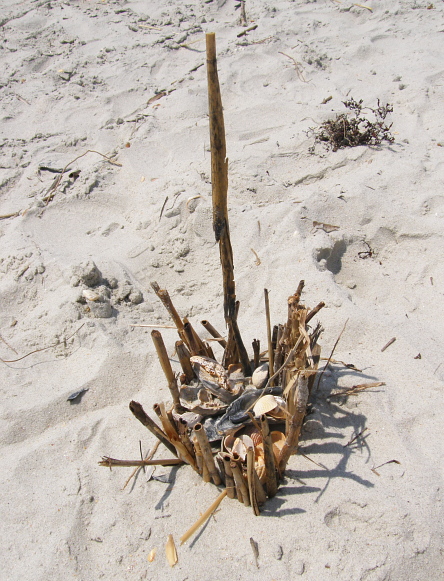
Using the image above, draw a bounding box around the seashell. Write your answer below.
[179,385,227,415]
[82,288,101,301]
[249,429,263,448]
[271,431,286,462]
[226,434,254,461]
[165,534,178,567]
[227,363,244,380]
[171,410,202,428]
[252,362,269,389]
[267,396,287,420]
[253,394,278,416]
[190,355,229,390]
[215,386,283,437]
[190,355,236,404]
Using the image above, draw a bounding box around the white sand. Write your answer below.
[1,0,444,579]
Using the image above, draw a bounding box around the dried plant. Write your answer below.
[310,98,394,152]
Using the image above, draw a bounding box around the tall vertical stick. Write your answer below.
[206,32,251,377]
[264,289,274,385]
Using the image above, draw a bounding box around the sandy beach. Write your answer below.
[1,1,444,579]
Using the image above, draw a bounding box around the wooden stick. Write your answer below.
[175,340,194,384]
[252,339,260,369]
[178,417,196,459]
[278,374,309,473]
[260,414,278,497]
[381,337,396,352]
[129,401,178,457]
[254,468,267,506]
[183,317,209,356]
[153,403,198,470]
[151,330,180,407]
[150,282,184,333]
[230,460,249,506]
[306,301,325,324]
[246,447,260,516]
[264,289,274,385]
[206,32,251,377]
[201,320,227,348]
[183,321,206,357]
[180,489,228,545]
[99,457,183,467]
[222,453,236,499]
[193,439,210,482]
[193,423,221,485]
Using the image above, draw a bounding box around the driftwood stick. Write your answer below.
[252,339,260,369]
[178,417,196,459]
[150,281,184,333]
[260,414,278,497]
[151,330,180,407]
[129,401,178,457]
[153,403,198,470]
[193,439,209,481]
[254,469,267,505]
[201,320,227,348]
[264,289,274,385]
[279,374,309,473]
[206,32,251,377]
[230,460,249,506]
[193,423,221,485]
[306,301,325,324]
[183,317,209,356]
[175,340,194,383]
[246,447,260,516]
[180,489,228,545]
[183,322,206,356]
[222,453,236,499]
[99,457,183,467]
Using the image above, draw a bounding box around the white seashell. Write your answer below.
[267,396,287,419]
[253,394,278,416]
[83,289,101,301]
[252,363,269,389]
[190,355,229,390]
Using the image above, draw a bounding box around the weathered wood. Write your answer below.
[206,32,251,377]
[151,330,180,407]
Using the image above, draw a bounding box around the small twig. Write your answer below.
[122,440,161,489]
[99,457,183,468]
[343,427,368,448]
[299,452,329,470]
[251,248,261,265]
[329,382,385,398]
[250,538,259,569]
[323,358,362,372]
[0,323,85,363]
[0,211,21,220]
[237,24,258,38]
[278,51,307,82]
[314,319,348,392]
[13,92,31,105]
[239,0,248,26]
[130,324,176,329]
[0,334,18,354]
[43,150,121,204]
[180,489,228,545]
[381,337,396,352]
[159,196,168,221]
[371,459,400,476]
[139,441,146,474]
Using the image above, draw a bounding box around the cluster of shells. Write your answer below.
[172,355,288,480]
